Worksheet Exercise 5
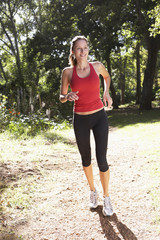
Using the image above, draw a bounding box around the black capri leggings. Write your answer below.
[73,108,109,172]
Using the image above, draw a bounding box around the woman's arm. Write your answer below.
[94,62,113,108]
[59,68,70,103]
[59,68,79,103]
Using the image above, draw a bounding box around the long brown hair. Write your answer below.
[68,36,89,66]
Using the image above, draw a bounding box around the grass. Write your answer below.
[0,108,160,238]
[0,128,76,239]
[108,107,160,230]
[107,108,160,128]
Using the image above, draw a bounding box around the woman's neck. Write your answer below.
[76,60,89,70]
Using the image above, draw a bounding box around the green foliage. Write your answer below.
[108,108,160,128]
[155,89,160,104]
[0,94,21,130]
[0,94,8,129]
[0,0,160,115]
[0,94,71,138]
[6,113,71,138]
[148,4,160,37]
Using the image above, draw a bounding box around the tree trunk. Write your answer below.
[120,56,127,105]
[8,1,24,88]
[0,59,8,95]
[135,0,160,109]
[140,36,160,110]
[106,54,119,109]
[1,1,26,113]
[29,87,34,114]
[136,42,141,104]
[120,73,125,104]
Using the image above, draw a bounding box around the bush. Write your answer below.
[0,94,70,137]
[7,112,70,138]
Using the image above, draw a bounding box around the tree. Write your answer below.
[1,0,159,117]
[133,0,160,109]
[75,0,130,108]
[148,3,160,38]
[25,0,79,116]
[0,0,33,112]
[0,0,77,115]
[135,42,141,104]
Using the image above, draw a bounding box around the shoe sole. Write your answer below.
[102,209,114,216]
[90,203,98,209]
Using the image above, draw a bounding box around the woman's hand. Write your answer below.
[103,91,113,110]
[66,91,79,102]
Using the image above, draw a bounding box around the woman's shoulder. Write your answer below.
[90,61,103,66]
[62,66,74,77]
[62,66,74,83]
[90,61,104,71]
[63,66,74,73]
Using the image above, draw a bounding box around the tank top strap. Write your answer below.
[89,62,99,78]
[71,65,76,80]
[71,62,98,82]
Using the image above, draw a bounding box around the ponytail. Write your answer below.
[69,53,77,66]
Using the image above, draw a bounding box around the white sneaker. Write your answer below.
[90,189,98,208]
[102,196,114,216]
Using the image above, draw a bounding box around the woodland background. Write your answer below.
[0,1,160,239]
[0,0,160,122]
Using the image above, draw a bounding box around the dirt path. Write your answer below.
[0,127,160,240]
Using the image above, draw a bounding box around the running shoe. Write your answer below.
[102,196,114,216]
[90,189,98,208]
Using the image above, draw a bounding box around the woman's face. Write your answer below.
[73,39,89,61]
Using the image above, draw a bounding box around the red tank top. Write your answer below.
[70,63,104,112]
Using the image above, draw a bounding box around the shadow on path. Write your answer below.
[43,131,76,146]
[91,206,138,240]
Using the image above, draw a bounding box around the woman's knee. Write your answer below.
[82,155,91,167]
[98,162,109,172]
